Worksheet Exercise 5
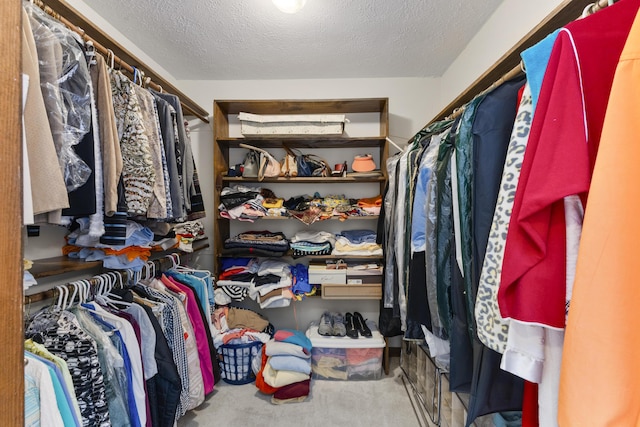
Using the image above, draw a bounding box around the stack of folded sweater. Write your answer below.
[256,329,312,404]
[249,259,294,309]
[289,230,335,258]
[219,185,266,221]
[215,257,257,303]
[216,258,294,308]
[356,195,382,216]
[223,230,289,257]
[332,229,382,256]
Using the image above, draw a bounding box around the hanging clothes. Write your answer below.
[150,91,186,221]
[559,6,640,425]
[463,76,526,426]
[110,69,156,215]
[150,91,193,216]
[406,132,442,339]
[498,1,640,425]
[498,0,640,331]
[133,85,169,220]
[25,309,111,426]
[90,54,124,217]
[20,7,69,219]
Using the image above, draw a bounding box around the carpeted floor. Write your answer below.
[177,357,423,427]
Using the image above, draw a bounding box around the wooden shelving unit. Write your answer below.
[213,98,388,301]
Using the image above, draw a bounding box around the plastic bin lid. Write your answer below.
[306,325,386,349]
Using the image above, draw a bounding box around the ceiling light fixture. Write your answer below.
[272,0,307,14]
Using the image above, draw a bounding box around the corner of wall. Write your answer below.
[437,0,565,114]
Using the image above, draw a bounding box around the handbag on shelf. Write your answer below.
[297,153,332,177]
[280,146,298,177]
[239,143,281,181]
[242,149,259,178]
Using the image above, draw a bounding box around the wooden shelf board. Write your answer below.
[222,176,385,183]
[217,136,385,149]
[218,252,382,260]
[29,257,102,279]
[29,238,210,280]
[215,98,388,115]
[218,215,379,221]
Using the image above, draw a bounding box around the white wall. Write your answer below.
[438,0,566,113]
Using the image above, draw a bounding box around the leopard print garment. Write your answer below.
[475,84,533,353]
[110,70,156,215]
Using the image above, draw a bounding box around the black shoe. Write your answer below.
[353,312,372,338]
[345,312,359,339]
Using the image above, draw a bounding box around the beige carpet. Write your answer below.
[177,357,422,427]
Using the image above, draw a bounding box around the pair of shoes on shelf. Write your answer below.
[345,311,372,338]
[318,311,347,337]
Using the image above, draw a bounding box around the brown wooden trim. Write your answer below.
[427,0,602,126]
[214,98,389,115]
[41,0,210,123]
[1,0,24,424]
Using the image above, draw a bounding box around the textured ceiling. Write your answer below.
[81,0,504,80]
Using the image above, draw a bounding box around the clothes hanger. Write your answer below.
[76,280,88,304]
[106,49,115,70]
[66,282,79,310]
[110,271,124,289]
[55,285,68,311]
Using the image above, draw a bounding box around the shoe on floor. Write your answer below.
[345,312,359,339]
[331,312,346,337]
[318,311,333,336]
[353,312,372,338]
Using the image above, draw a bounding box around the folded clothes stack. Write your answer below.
[331,229,382,256]
[250,259,294,309]
[223,230,290,257]
[220,189,380,223]
[216,258,294,308]
[256,329,313,404]
[218,185,266,221]
[356,195,382,216]
[290,230,336,258]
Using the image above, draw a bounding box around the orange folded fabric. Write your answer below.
[357,195,382,208]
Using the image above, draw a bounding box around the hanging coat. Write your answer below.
[464,76,526,426]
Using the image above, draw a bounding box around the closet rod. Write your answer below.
[36,0,210,124]
[427,0,614,127]
[24,255,179,305]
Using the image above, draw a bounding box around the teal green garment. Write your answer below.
[434,121,458,336]
[454,94,487,339]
